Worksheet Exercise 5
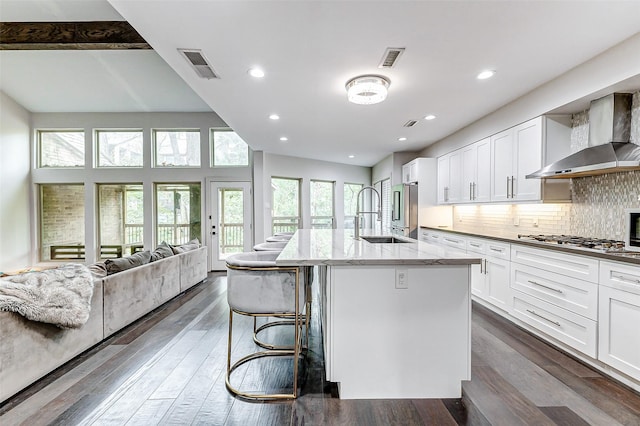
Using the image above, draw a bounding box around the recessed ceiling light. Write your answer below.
[248,68,265,78]
[424,114,436,120]
[269,114,280,120]
[348,155,355,159]
[398,137,407,141]
[279,137,288,141]
[477,70,495,80]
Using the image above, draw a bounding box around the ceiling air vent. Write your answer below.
[378,47,405,69]
[178,49,219,79]
[403,119,418,128]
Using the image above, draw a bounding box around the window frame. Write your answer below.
[310,179,336,229]
[37,129,85,169]
[343,182,363,229]
[154,182,201,246]
[271,176,302,234]
[95,129,144,168]
[152,128,201,168]
[210,128,250,168]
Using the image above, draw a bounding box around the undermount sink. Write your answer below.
[360,236,411,244]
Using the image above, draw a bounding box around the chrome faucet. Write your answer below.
[354,186,382,240]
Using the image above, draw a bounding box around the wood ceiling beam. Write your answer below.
[0,21,151,50]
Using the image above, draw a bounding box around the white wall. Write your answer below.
[256,153,371,240]
[419,32,640,159]
[0,91,32,271]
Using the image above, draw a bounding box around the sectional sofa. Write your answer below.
[0,244,208,403]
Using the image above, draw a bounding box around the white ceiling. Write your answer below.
[2,1,640,167]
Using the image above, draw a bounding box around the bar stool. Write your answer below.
[253,241,287,251]
[225,251,306,400]
[266,235,292,242]
[274,232,294,237]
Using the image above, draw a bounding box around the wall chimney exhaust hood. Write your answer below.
[527,92,640,179]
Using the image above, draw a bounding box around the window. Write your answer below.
[156,184,201,245]
[310,180,335,229]
[96,130,143,167]
[98,184,144,258]
[375,178,391,233]
[211,129,249,166]
[343,183,363,229]
[40,184,85,261]
[154,130,201,167]
[38,130,84,168]
[271,177,301,234]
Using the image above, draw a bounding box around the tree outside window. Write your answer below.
[96,130,143,167]
[211,129,249,167]
[98,184,143,257]
[271,177,300,234]
[154,130,200,167]
[310,180,335,229]
[156,184,201,245]
[343,183,363,229]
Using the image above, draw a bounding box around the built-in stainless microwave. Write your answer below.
[625,209,640,251]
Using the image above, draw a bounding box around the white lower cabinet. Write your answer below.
[510,244,599,357]
[467,238,511,312]
[598,261,640,380]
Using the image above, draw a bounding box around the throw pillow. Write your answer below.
[150,241,174,262]
[88,261,108,279]
[170,238,200,254]
[105,251,152,275]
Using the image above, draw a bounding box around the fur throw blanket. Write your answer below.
[0,264,94,328]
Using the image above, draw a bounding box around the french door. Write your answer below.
[209,181,252,270]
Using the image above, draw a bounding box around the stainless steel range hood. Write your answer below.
[527,92,640,179]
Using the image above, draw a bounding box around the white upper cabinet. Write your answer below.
[438,115,571,205]
[461,138,491,203]
[402,160,418,184]
[436,150,462,204]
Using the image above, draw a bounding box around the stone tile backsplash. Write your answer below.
[452,91,639,240]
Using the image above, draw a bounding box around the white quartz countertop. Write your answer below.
[275,229,481,266]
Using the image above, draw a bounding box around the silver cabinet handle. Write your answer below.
[528,280,563,294]
[469,242,480,247]
[479,259,483,274]
[469,182,473,200]
[511,175,515,198]
[489,247,504,253]
[472,182,476,200]
[526,309,561,327]
[612,273,640,284]
[444,186,449,202]
[444,238,460,244]
[506,176,510,198]
[483,259,488,274]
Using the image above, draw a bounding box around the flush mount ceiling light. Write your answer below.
[477,70,496,80]
[345,75,390,105]
[398,137,407,141]
[279,137,288,141]
[424,114,436,120]
[269,114,280,120]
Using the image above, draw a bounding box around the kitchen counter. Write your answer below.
[276,228,481,266]
[275,229,476,399]
[420,226,640,265]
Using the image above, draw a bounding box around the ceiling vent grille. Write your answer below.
[378,47,405,68]
[178,49,219,79]
[403,119,418,128]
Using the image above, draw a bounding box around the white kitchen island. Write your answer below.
[275,229,481,400]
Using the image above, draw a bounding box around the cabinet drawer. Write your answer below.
[512,290,597,357]
[466,238,487,255]
[441,234,466,250]
[485,240,510,260]
[511,263,598,320]
[511,244,599,283]
[425,231,445,245]
[600,261,640,295]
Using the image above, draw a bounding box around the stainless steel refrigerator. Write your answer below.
[391,183,418,238]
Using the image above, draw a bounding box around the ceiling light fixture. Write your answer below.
[348,155,355,159]
[424,114,436,120]
[398,137,407,141]
[279,137,288,141]
[477,70,495,80]
[269,114,280,120]
[248,68,265,78]
[345,75,390,105]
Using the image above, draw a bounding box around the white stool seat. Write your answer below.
[253,241,287,251]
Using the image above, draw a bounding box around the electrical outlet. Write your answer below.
[532,217,539,227]
[513,216,519,226]
[396,269,409,289]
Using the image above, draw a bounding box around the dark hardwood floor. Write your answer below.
[1,272,639,425]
